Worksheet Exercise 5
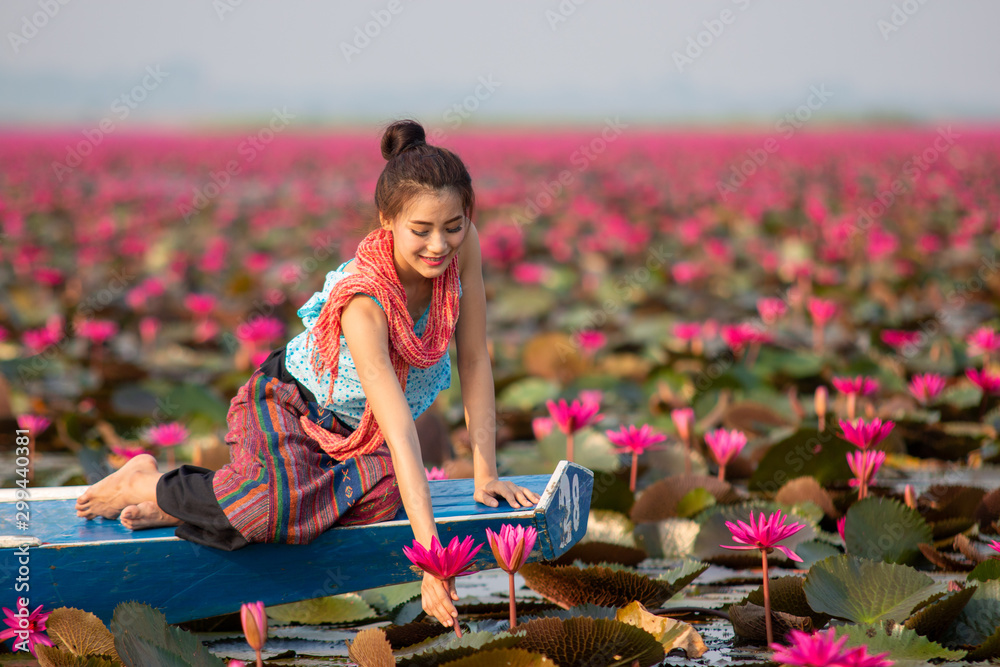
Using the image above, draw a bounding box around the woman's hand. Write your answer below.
[475,478,541,509]
[421,571,459,629]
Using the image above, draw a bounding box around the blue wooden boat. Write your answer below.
[0,461,592,624]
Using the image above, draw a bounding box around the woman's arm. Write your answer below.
[340,294,457,628]
[455,223,540,508]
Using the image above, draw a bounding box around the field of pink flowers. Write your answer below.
[2,126,1000,663]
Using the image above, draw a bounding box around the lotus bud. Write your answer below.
[904,484,917,510]
[240,601,267,651]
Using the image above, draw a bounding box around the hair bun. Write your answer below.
[381,119,427,160]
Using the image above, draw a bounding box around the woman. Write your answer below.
[75,119,539,630]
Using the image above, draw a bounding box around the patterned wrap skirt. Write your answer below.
[156,368,402,550]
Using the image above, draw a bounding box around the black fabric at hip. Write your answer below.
[258,346,318,404]
[155,465,249,551]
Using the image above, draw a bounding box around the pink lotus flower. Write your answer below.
[704,428,747,481]
[838,418,894,450]
[402,535,483,581]
[486,523,537,629]
[511,262,549,285]
[425,466,448,480]
[724,509,806,645]
[22,327,60,354]
[145,422,188,447]
[485,524,537,575]
[0,601,54,657]
[880,329,921,350]
[578,389,603,407]
[110,444,147,460]
[240,600,267,667]
[184,293,217,317]
[988,539,1000,556]
[546,397,603,463]
[673,322,702,342]
[75,319,118,345]
[836,516,846,542]
[250,350,270,369]
[238,317,285,348]
[908,373,946,405]
[139,316,160,346]
[721,323,770,353]
[807,297,838,326]
[532,416,554,441]
[815,386,829,431]
[832,376,879,397]
[672,407,695,475]
[34,267,64,287]
[606,424,667,491]
[967,327,1000,358]
[847,450,886,500]
[574,330,606,355]
[770,628,892,667]
[757,297,787,324]
[403,535,483,637]
[723,509,805,562]
[16,414,50,434]
[966,368,1000,395]
[770,628,848,667]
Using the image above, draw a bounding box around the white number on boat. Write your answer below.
[558,472,582,548]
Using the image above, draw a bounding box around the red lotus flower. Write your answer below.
[184,293,217,317]
[838,418,894,450]
[967,327,1000,357]
[988,539,1000,556]
[770,628,848,666]
[757,297,787,324]
[425,466,448,481]
[770,628,892,667]
[847,450,886,500]
[607,424,667,491]
[22,327,60,354]
[574,330,606,354]
[532,417,554,441]
[546,396,603,463]
[672,322,702,341]
[75,319,119,345]
[139,316,160,346]
[0,601,54,657]
[807,297,838,325]
[145,422,188,447]
[16,414,50,434]
[704,428,747,481]
[836,516,846,542]
[721,322,770,352]
[908,373,946,405]
[485,524,537,575]
[606,424,667,456]
[238,317,285,348]
[110,444,148,460]
[880,329,921,350]
[722,509,805,562]
[831,376,879,396]
[240,600,267,667]
[966,368,1000,395]
[724,509,806,645]
[402,535,483,581]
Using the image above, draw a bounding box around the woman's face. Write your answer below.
[380,188,468,285]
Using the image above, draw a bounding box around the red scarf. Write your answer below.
[301,228,461,460]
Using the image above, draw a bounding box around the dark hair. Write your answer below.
[375,119,475,226]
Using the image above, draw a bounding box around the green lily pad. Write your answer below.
[655,560,710,592]
[111,602,224,667]
[844,497,933,565]
[835,621,966,662]
[359,581,423,614]
[749,428,854,494]
[496,377,560,411]
[803,554,947,624]
[675,488,716,519]
[793,540,843,569]
[266,593,377,625]
[942,580,1000,659]
[744,576,830,628]
[904,585,978,641]
[632,519,699,559]
[968,559,1000,582]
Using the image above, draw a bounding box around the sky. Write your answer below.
[2,0,999,129]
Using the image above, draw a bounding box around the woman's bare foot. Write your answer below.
[75,454,161,520]
[120,501,182,530]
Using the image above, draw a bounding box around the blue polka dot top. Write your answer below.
[284,260,461,429]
